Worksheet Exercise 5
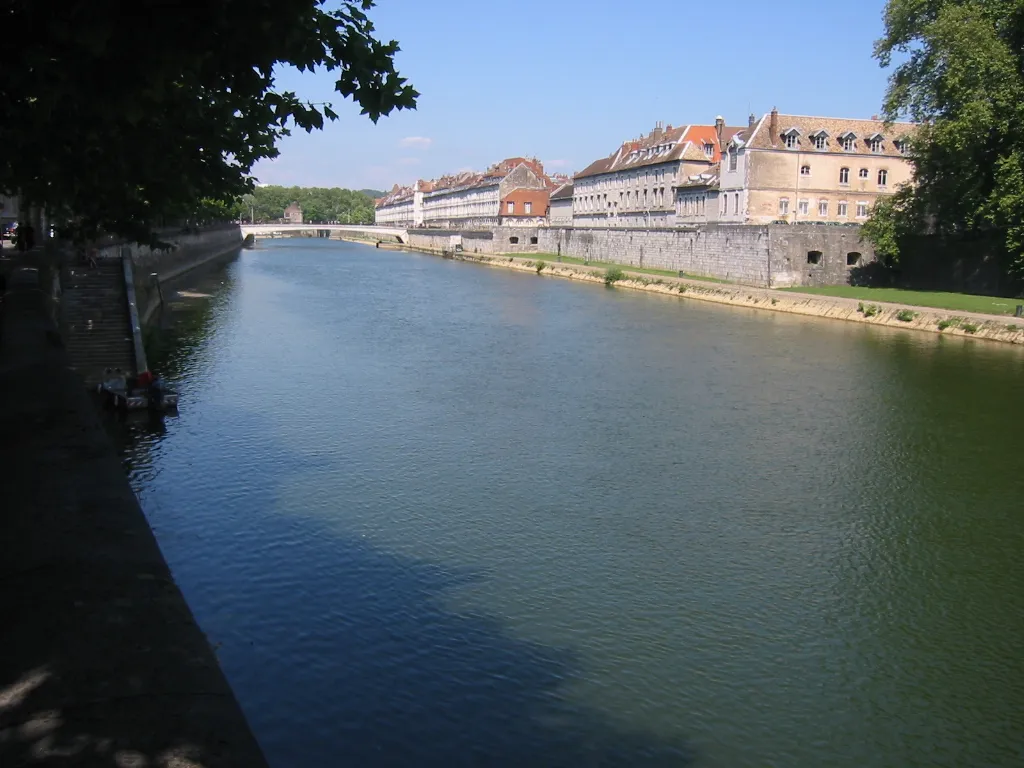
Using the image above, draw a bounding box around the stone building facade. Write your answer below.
[719,109,917,224]
[548,181,574,225]
[420,158,550,229]
[674,165,721,225]
[284,202,303,224]
[374,181,429,227]
[572,119,743,228]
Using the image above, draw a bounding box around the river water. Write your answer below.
[117,238,1024,767]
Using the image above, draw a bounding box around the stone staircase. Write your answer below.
[61,259,136,386]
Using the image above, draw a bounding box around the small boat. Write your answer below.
[98,370,179,412]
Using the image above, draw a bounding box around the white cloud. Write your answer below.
[397,157,421,166]
[398,136,433,149]
[545,159,571,169]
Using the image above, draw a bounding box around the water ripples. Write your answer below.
[113,240,1024,767]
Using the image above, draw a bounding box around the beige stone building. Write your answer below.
[573,120,744,228]
[375,181,430,227]
[719,109,917,225]
[284,202,303,224]
[421,158,550,229]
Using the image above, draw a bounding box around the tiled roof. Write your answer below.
[550,181,574,201]
[575,156,612,178]
[375,183,415,208]
[673,163,720,190]
[574,123,744,180]
[425,157,550,197]
[746,112,919,156]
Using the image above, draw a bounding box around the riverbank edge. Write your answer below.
[344,236,1024,346]
[0,257,269,766]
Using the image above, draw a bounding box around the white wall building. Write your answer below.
[573,120,743,228]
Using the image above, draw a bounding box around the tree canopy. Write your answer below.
[0,0,416,241]
[872,0,1024,273]
[235,186,376,224]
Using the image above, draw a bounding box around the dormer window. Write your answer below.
[781,128,801,149]
[894,138,909,155]
[810,130,829,150]
[703,142,714,158]
[868,133,884,153]
[839,132,857,152]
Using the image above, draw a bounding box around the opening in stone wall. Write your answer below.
[807,250,822,265]
[509,236,519,244]
[846,251,861,266]
[529,237,538,245]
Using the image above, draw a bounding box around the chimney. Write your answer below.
[652,121,664,141]
[748,113,756,129]
[871,114,879,121]
[715,115,725,148]
[769,107,779,146]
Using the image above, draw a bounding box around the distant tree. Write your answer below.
[0,0,417,242]
[239,186,376,224]
[870,0,1024,274]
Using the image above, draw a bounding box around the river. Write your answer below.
[116,238,1024,767]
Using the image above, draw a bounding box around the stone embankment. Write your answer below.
[400,244,1024,346]
[0,255,268,766]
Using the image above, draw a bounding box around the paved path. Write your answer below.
[0,255,268,767]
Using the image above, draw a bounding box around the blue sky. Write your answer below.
[252,0,897,191]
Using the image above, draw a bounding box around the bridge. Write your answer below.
[240,223,408,243]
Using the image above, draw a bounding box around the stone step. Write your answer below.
[60,257,137,383]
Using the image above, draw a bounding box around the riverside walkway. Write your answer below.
[0,251,267,766]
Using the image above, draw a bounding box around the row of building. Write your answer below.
[374,157,569,229]
[375,109,917,229]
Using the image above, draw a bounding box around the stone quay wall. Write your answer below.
[537,224,877,288]
[123,225,243,325]
[407,223,877,288]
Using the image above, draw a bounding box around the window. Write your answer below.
[525,201,532,214]
[729,148,737,171]
[859,168,869,179]
[785,134,798,149]
[870,138,883,153]
[798,199,809,215]
[779,197,790,215]
[507,201,514,214]
[856,202,869,218]
[841,136,855,151]
[839,167,850,185]
[818,200,828,216]
[877,169,888,187]
[807,250,822,265]
[813,135,827,150]
[847,251,861,266]
[704,143,714,158]
[530,236,538,245]
[800,165,811,176]
[509,236,519,244]
[734,193,740,214]
[895,139,908,155]
[837,201,848,217]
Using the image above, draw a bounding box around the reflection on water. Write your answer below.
[115,239,1024,767]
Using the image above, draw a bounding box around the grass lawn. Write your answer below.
[510,253,732,283]
[780,285,1024,316]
